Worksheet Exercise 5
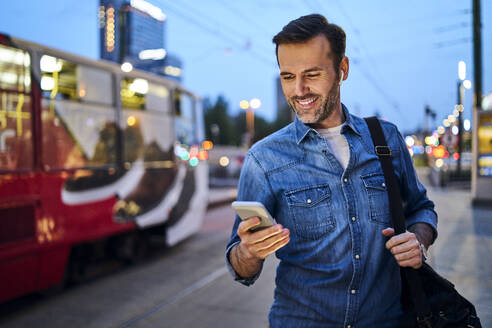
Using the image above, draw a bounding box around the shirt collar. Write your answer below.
[294,103,361,144]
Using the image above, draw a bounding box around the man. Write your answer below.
[226,14,437,328]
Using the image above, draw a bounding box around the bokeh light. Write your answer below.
[405,136,415,147]
[219,156,230,167]
[240,100,249,110]
[189,157,199,167]
[127,116,136,126]
[202,140,213,150]
[121,62,133,72]
[198,150,208,160]
[250,98,261,109]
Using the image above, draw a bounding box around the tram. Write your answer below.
[0,33,209,303]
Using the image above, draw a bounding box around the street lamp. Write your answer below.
[248,98,261,142]
[240,98,261,147]
[456,61,467,175]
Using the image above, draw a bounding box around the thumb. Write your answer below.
[381,227,395,237]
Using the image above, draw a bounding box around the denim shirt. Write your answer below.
[226,105,437,328]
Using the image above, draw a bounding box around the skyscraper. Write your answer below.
[99,0,182,81]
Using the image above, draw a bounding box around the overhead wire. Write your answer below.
[434,37,472,49]
[155,0,276,66]
[368,9,471,30]
[216,0,272,35]
[433,22,469,33]
[330,0,404,118]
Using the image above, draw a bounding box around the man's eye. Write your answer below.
[282,76,294,80]
[306,73,320,78]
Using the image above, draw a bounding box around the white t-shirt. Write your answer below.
[317,124,350,169]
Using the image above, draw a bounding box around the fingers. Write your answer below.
[393,246,420,262]
[238,217,261,234]
[385,231,422,269]
[388,237,419,255]
[238,218,283,242]
[237,218,290,260]
[385,231,416,250]
[249,230,290,259]
[381,228,395,237]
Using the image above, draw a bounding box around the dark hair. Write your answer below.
[272,14,346,70]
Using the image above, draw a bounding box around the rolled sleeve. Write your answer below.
[404,209,438,238]
[225,151,276,286]
[225,241,264,286]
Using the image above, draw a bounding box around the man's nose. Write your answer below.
[295,78,309,97]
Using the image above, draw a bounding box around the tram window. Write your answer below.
[0,44,33,170]
[40,55,114,106]
[77,65,113,105]
[41,97,118,170]
[173,90,194,119]
[0,44,31,93]
[174,91,196,145]
[121,77,147,110]
[195,100,205,141]
[39,56,117,170]
[146,83,170,113]
[40,55,77,100]
[0,93,33,170]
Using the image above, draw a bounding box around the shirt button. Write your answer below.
[322,149,327,154]
[351,289,356,294]
[307,199,312,204]
[343,178,348,183]
[355,254,360,259]
[382,182,386,187]
[351,217,356,222]
[347,325,352,328]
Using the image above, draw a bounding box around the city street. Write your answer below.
[0,182,491,327]
[0,1,490,327]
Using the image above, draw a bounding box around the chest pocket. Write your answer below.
[285,184,335,240]
[361,173,391,225]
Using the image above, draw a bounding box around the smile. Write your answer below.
[296,96,318,108]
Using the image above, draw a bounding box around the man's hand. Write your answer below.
[382,228,423,269]
[237,217,290,260]
[229,217,290,279]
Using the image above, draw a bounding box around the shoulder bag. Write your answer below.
[364,116,482,328]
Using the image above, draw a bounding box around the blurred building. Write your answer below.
[99,0,183,81]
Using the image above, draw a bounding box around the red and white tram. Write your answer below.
[0,33,209,303]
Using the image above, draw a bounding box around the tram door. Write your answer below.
[0,42,40,302]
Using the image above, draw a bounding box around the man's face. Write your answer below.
[278,35,341,125]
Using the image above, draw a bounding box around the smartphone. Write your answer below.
[231,201,276,232]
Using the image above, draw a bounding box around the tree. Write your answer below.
[203,95,295,147]
[232,111,276,146]
[203,95,235,145]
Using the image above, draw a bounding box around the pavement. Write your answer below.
[207,187,238,209]
[425,186,492,325]
[206,172,492,326]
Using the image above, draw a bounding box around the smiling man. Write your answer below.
[279,34,345,128]
[226,14,437,328]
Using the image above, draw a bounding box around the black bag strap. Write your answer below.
[364,116,432,321]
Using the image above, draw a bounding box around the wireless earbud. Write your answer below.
[339,71,344,85]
